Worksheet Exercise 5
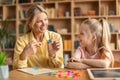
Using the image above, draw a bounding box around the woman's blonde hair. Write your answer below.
[25,4,47,33]
[82,18,114,67]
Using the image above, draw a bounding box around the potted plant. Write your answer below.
[0,20,9,50]
[0,51,9,79]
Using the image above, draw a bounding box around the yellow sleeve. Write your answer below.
[13,37,28,69]
[48,33,63,68]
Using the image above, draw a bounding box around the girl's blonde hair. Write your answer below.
[82,18,114,67]
[25,4,47,33]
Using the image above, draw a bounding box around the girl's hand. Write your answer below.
[48,40,60,58]
[67,57,81,62]
[20,40,41,60]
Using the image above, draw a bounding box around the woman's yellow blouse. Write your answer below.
[13,30,63,69]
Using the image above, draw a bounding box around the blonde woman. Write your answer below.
[13,4,63,69]
[66,18,114,69]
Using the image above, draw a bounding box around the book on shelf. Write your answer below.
[0,0,2,6]
[101,5,108,15]
[57,8,64,17]
[109,23,114,32]
[46,8,55,18]
[34,0,44,2]
[74,7,82,16]
[74,23,79,34]
[117,40,120,50]
[118,5,120,16]
[6,0,13,4]
[19,24,25,34]
[19,0,29,3]
[5,36,16,48]
[63,40,72,51]
[12,0,15,4]
[19,9,24,19]
[19,8,27,19]
[0,15,2,20]
[110,43,115,50]
[23,9,27,18]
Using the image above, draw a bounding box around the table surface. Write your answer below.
[1,68,90,80]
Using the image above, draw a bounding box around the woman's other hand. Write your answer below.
[48,40,60,58]
[20,40,41,60]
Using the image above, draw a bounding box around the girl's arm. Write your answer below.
[65,62,91,69]
[81,59,110,68]
[81,52,111,68]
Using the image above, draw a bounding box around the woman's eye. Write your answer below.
[36,20,41,23]
[44,18,48,21]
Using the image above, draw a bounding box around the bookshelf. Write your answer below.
[0,0,120,67]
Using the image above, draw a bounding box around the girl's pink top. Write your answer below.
[74,47,100,59]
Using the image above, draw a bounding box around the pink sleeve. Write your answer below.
[73,47,82,59]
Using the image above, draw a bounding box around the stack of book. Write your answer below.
[101,5,108,15]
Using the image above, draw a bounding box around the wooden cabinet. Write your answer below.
[0,0,120,67]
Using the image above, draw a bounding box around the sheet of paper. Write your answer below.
[18,68,54,75]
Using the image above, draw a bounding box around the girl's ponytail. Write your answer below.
[99,19,111,48]
[99,18,114,67]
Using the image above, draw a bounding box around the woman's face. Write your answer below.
[79,23,93,48]
[33,12,48,33]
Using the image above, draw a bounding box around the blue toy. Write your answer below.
[48,39,52,43]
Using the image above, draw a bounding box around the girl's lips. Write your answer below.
[79,40,82,42]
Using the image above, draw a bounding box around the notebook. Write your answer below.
[18,68,54,75]
[87,68,120,80]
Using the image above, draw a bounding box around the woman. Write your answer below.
[13,4,63,69]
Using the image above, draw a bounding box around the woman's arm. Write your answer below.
[13,37,28,69]
[48,33,63,68]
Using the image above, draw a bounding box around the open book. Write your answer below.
[18,68,54,75]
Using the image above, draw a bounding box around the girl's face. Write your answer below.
[79,23,94,48]
[33,12,48,33]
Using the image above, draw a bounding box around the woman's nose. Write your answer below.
[41,21,45,26]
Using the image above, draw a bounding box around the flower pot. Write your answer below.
[0,65,9,79]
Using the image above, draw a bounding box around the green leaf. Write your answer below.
[0,51,6,66]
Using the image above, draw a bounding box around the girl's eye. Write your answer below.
[80,32,84,35]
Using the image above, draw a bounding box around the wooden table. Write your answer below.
[2,69,90,80]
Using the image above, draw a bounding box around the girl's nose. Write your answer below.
[78,35,80,39]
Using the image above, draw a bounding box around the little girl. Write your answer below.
[66,18,114,69]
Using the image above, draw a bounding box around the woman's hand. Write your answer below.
[48,40,60,58]
[20,40,41,60]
